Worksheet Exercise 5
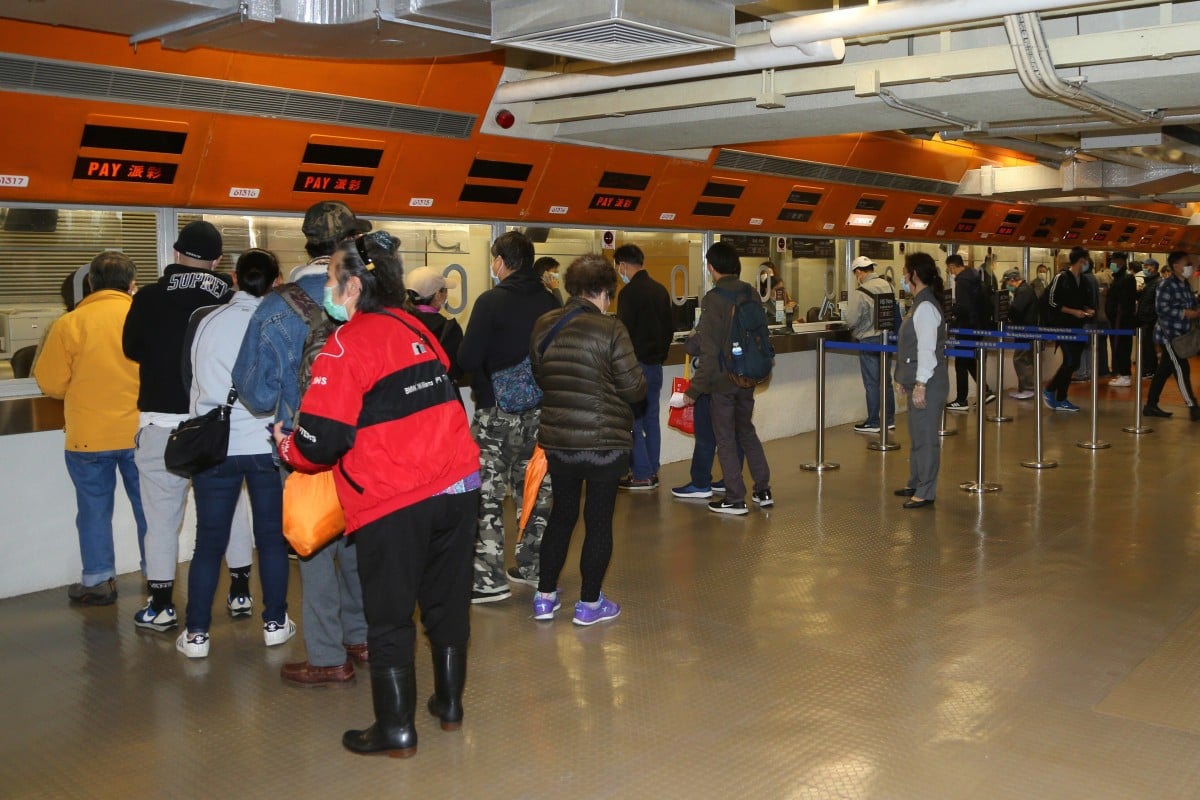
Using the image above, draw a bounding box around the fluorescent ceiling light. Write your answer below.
[847,213,876,227]
[904,217,930,230]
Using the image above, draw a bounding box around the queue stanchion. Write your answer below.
[868,347,899,452]
[1123,325,1154,435]
[987,322,1013,424]
[1021,338,1057,469]
[801,336,839,472]
[960,344,1001,493]
[1077,328,1111,450]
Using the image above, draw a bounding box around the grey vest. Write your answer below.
[894,288,947,387]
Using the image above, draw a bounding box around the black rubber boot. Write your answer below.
[426,644,467,731]
[342,664,418,757]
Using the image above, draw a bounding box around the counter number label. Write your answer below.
[549,205,569,215]
[409,197,434,208]
[229,187,260,198]
[0,175,29,188]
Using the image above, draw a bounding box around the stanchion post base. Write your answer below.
[1021,459,1058,469]
[1122,425,1153,435]
[959,481,1002,493]
[800,462,840,472]
[1076,440,1112,450]
[986,414,1013,423]
[867,442,900,452]
[937,429,957,437]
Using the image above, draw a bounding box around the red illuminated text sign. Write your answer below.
[954,222,976,233]
[589,193,640,211]
[293,172,373,195]
[73,158,177,184]
[996,224,1017,236]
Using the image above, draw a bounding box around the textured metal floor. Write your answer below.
[6,383,1200,799]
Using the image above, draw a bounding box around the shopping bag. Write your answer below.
[668,376,695,435]
[282,469,345,558]
[518,443,548,541]
[1172,323,1200,360]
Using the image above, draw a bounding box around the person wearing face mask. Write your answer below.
[275,236,481,757]
[1003,270,1039,399]
[458,231,560,602]
[1105,253,1138,387]
[1143,251,1200,419]
[1032,263,1051,298]
[613,243,674,491]
[529,254,646,624]
[1135,257,1161,377]
[405,266,464,381]
[1043,246,1095,412]
[846,255,897,432]
[1072,252,1106,382]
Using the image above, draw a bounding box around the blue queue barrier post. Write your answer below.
[1078,328,1111,450]
[987,321,1013,424]
[826,340,900,454]
[960,345,1001,494]
[801,336,839,472]
[1021,339,1057,469]
[1123,326,1154,435]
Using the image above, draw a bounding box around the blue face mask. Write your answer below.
[619,268,631,285]
[1082,261,1092,273]
[901,276,911,294]
[323,286,350,323]
[1109,263,1122,273]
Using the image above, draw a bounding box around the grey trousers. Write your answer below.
[298,534,367,667]
[135,424,253,583]
[710,387,771,504]
[904,378,948,500]
[1012,347,1036,393]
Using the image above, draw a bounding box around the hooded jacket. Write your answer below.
[34,289,139,451]
[952,266,986,328]
[530,297,646,451]
[122,264,232,414]
[458,268,560,410]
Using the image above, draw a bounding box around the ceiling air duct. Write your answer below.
[490,0,735,64]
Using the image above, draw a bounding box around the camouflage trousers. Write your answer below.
[471,406,552,593]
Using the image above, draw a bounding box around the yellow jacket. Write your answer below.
[34,290,140,451]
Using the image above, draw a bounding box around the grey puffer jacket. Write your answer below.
[530,297,647,451]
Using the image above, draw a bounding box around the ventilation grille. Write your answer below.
[714,149,959,198]
[501,21,725,64]
[0,54,476,140]
[1089,205,1188,225]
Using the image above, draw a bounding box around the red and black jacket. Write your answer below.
[278,307,480,532]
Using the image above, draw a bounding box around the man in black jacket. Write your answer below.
[122,220,233,632]
[1044,246,1095,412]
[458,231,560,602]
[614,243,674,491]
[1136,257,1161,377]
[1105,252,1138,386]
[1004,270,1039,399]
[946,254,995,411]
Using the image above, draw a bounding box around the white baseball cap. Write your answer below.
[851,256,876,270]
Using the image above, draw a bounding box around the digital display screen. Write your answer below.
[778,208,812,222]
[294,172,373,194]
[73,157,177,184]
[996,224,1017,236]
[1063,231,1080,240]
[589,193,640,211]
[955,222,977,233]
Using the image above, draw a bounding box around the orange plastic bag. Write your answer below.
[667,376,695,435]
[282,469,345,558]
[518,443,548,541]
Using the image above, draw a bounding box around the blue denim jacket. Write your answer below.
[231,272,325,423]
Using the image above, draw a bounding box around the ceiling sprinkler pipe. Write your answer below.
[495,38,845,104]
[770,0,1113,46]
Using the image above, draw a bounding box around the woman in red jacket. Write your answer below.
[275,233,480,758]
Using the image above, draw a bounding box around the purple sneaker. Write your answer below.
[533,590,561,621]
[572,593,621,627]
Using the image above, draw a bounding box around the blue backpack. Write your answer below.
[715,286,775,387]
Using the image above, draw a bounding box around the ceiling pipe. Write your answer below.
[769,0,1117,47]
[942,114,1200,140]
[494,38,844,104]
[1003,13,1159,125]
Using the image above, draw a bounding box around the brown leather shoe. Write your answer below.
[344,642,369,665]
[281,660,356,688]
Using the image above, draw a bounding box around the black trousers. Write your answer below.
[1047,341,1084,401]
[1111,333,1133,376]
[1147,339,1198,408]
[954,354,992,404]
[355,490,478,667]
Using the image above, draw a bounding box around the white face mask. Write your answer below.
[1181,265,1195,280]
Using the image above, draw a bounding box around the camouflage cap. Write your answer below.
[302,201,372,243]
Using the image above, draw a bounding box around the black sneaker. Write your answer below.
[1143,404,1173,418]
[853,420,880,433]
[984,391,997,405]
[752,489,774,508]
[133,602,178,632]
[945,400,969,413]
[708,499,749,516]
[470,587,512,604]
[506,566,538,588]
[68,578,117,606]
[619,476,659,491]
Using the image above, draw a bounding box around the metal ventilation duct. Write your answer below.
[714,149,960,197]
[491,0,735,64]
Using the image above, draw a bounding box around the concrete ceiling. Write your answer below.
[5,0,1200,209]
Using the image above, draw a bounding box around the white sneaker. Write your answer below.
[176,630,210,658]
[1009,390,1035,400]
[263,615,297,647]
[1108,375,1132,387]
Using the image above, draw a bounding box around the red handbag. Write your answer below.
[667,375,695,435]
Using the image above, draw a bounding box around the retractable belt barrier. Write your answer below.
[824,340,900,453]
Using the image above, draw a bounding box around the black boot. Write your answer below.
[427,644,467,731]
[342,664,418,757]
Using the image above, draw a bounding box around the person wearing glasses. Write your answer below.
[275,235,480,758]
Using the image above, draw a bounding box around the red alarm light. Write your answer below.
[494,109,515,129]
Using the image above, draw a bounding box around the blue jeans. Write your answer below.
[64,449,147,585]
[630,363,664,480]
[858,338,896,426]
[688,393,744,489]
[186,454,289,632]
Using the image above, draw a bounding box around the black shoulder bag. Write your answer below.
[164,387,238,477]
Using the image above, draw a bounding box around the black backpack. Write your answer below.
[715,286,775,387]
[977,267,999,329]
